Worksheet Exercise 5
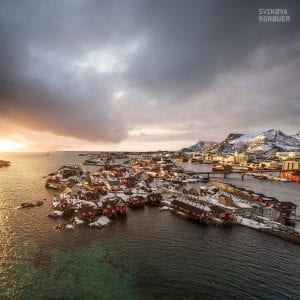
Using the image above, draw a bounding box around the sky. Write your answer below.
[0,0,299,152]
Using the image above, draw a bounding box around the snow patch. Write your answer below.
[66,224,75,230]
[236,216,268,229]
[89,216,111,227]
[73,217,84,225]
[50,210,64,217]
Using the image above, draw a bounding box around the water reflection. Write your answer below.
[0,153,299,299]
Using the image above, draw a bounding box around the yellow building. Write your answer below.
[233,151,248,164]
[282,160,300,171]
[259,161,278,169]
[218,195,235,207]
[276,152,300,160]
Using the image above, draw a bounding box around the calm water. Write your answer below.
[0,152,300,299]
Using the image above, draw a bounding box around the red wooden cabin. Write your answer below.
[172,200,209,222]
[116,200,127,215]
[78,204,96,220]
[210,205,234,222]
[128,196,145,208]
[103,202,116,218]
[146,193,163,206]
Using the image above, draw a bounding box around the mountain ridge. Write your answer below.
[186,129,300,154]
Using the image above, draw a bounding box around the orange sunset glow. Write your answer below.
[0,139,24,152]
[0,0,298,153]
[0,2,300,300]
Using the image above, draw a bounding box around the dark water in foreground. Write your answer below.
[0,152,299,299]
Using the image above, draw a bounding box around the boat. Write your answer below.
[213,164,233,172]
[212,164,232,172]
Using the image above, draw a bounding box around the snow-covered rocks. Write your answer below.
[65,224,75,230]
[73,217,84,225]
[49,210,64,218]
[89,216,111,228]
[236,216,269,229]
[159,206,169,211]
[52,201,60,208]
[96,216,110,226]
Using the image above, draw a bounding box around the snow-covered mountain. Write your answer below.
[187,130,300,154]
[187,141,217,152]
[292,131,300,140]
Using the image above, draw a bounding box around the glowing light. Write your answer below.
[0,140,23,152]
[113,91,124,100]
[75,50,123,73]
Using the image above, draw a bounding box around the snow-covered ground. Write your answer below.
[214,191,254,209]
[65,224,75,230]
[236,216,270,229]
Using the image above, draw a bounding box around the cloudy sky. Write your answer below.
[0,0,299,151]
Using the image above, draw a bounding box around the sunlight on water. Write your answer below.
[0,153,299,299]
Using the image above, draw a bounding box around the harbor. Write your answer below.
[1,151,300,299]
[1,1,300,297]
[42,153,300,244]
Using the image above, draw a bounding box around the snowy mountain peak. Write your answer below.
[292,131,300,140]
[186,140,217,152]
[225,133,244,141]
[260,129,284,139]
[187,129,300,154]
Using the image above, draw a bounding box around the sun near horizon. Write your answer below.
[0,139,24,152]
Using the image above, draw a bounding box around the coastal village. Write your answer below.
[36,150,300,244]
[1,1,300,297]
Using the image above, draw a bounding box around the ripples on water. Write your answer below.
[0,153,299,299]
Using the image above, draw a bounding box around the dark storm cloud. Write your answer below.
[0,0,299,144]
[127,0,300,97]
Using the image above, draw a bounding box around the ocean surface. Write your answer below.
[0,152,300,300]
